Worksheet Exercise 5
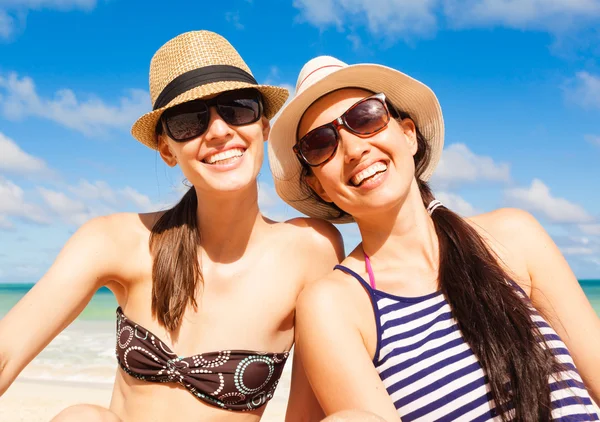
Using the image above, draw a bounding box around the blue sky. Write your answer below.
[0,0,599,281]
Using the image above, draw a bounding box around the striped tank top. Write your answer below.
[335,260,599,421]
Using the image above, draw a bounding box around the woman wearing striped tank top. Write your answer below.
[269,56,600,421]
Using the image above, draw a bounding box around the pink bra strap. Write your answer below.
[364,253,376,289]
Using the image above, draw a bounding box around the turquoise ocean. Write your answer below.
[0,281,599,386]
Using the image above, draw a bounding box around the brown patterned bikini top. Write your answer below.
[115,307,289,411]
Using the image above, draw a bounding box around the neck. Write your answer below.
[195,182,264,262]
[354,180,439,272]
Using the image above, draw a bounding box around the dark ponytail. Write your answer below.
[418,179,561,421]
[299,106,566,421]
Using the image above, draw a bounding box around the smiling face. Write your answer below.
[297,88,419,219]
[157,92,270,195]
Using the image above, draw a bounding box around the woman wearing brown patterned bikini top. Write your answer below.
[0,31,345,422]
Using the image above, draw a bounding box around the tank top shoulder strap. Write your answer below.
[334,265,373,291]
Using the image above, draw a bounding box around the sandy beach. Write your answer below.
[0,369,291,422]
[2,366,599,421]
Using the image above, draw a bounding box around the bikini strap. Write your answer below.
[334,253,376,291]
[364,253,376,289]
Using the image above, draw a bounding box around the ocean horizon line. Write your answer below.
[1,279,600,292]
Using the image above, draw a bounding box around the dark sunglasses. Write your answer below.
[294,93,398,167]
[159,88,263,142]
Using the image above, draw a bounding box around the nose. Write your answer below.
[203,107,234,142]
[341,131,371,164]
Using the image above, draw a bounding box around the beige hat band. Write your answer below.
[153,64,258,110]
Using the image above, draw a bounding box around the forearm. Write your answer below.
[285,399,325,422]
[586,375,600,407]
[0,351,19,397]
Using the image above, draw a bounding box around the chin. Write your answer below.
[344,189,407,217]
[207,173,258,193]
[189,161,260,193]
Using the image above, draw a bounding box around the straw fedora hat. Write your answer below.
[268,56,444,223]
[131,31,289,149]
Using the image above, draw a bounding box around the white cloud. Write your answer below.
[68,180,118,204]
[579,224,600,235]
[12,264,42,279]
[585,134,600,146]
[504,179,594,223]
[0,9,14,38]
[0,214,13,230]
[562,246,595,256]
[293,0,339,26]
[436,191,479,216]
[119,186,160,212]
[0,177,49,225]
[264,67,281,85]
[0,1,96,8]
[430,143,511,189]
[565,72,600,110]
[0,72,149,136]
[258,182,279,208]
[0,132,50,175]
[346,34,362,51]
[293,0,438,39]
[584,256,600,268]
[38,182,163,225]
[225,11,244,30]
[294,0,600,39]
[444,0,600,31]
[0,0,96,40]
[37,187,92,225]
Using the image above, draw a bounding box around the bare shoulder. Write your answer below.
[468,207,540,234]
[79,211,161,244]
[296,271,356,323]
[70,211,165,267]
[466,208,548,284]
[467,207,544,249]
[280,217,345,260]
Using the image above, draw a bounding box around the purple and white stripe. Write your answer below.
[335,265,599,421]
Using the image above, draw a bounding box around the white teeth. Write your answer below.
[205,148,244,164]
[351,162,387,186]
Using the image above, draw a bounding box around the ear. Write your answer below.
[157,134,178,167]
[261,117,271,142]
[399,118,418,156]
[304,172,332,203]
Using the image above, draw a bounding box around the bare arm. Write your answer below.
[285,217,345,421]
[499,209,600,403]
[0,215,129,396]
[293,280,401,421]
[285,349,325,422]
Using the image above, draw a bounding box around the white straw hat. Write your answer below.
[268,56,444,223]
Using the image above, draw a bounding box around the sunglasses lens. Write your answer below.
[162,90,262,142]
[345,98,389,135]
[300,126,338,166]
[164,103,209,141]
[218,90,262,126]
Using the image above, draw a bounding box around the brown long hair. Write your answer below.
[299,105,565,421]
[148,187,201,331]
[148,121,203,331]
